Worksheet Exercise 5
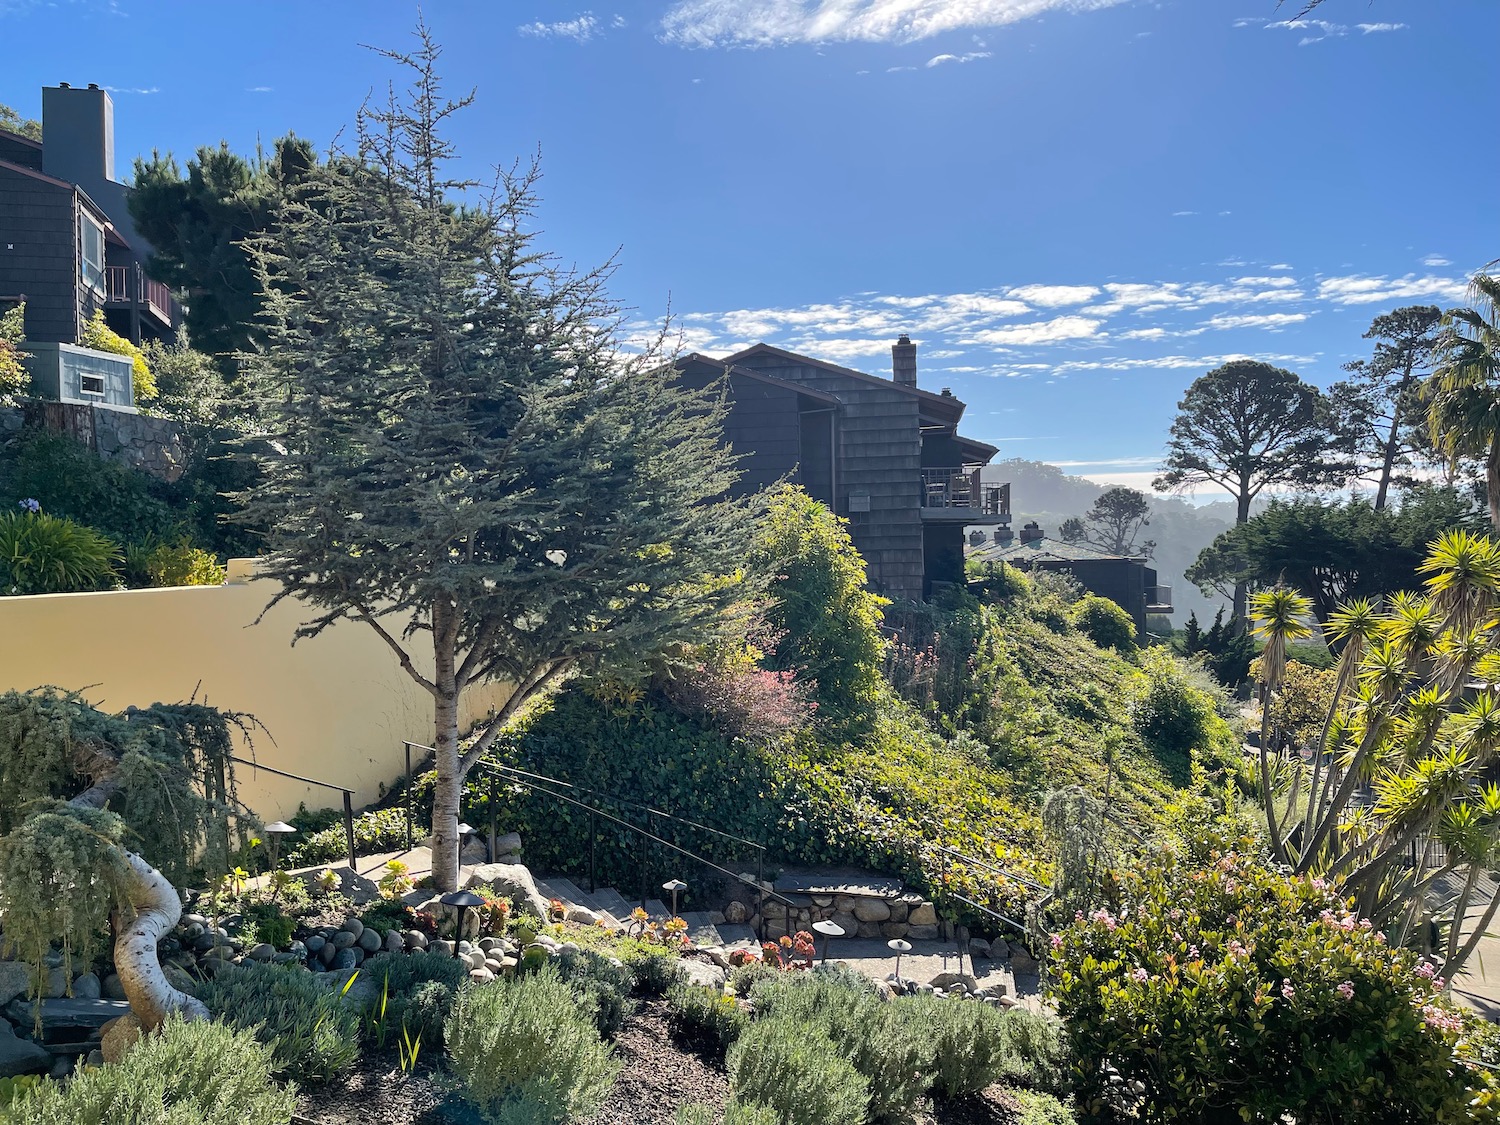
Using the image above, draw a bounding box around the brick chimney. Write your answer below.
[1019,521,1045,546]
[892,334,917,388]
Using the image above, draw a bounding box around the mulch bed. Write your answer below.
[291,999,1025,1125]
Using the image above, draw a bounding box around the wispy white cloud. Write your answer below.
[964,315,1104,347]
[1171,210,1197,217]
[926,50,991,66]
[1422,254,1452,268]
[246,86,274,93]
[1317,273,1468,306]
[1202,312,1310,331]
[1007,284,1100,307]
[1358,22,1406,33]
[660,0,1133,48]
[519,13,601,41]
[104,85,159,94]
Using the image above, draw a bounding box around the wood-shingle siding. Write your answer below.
[0,162,79,344]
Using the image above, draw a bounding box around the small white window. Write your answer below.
[79,373,105,397]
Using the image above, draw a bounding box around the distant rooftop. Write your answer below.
[969,536,1143,564]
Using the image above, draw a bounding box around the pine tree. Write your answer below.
[234,27,757,891]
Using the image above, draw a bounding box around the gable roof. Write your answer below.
[0,158,111,223]
[0,126,42,152]
[724,342,966,423]
[675,352,841,405]
[970,536,1143,564]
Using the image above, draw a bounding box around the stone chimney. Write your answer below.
[1019,521,1044,546]
[41,83,115,186]
[892,334,917,388]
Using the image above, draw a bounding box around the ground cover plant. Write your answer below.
[197,960,361,1083]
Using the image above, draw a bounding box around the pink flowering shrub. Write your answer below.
[663,662,816,744]
[1050,846,1499,1123]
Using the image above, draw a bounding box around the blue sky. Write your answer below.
[3,0,1497,497]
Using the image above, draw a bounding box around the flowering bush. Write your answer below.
[1050,846,1498,1123]
[663,661,816,744]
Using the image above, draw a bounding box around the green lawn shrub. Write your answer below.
[286,806,413,866]
[555,946,636,1037]
[994,1008,1070,1095]
[626,948,683,998]
[1008,1089,1077,1125]
[1130,646,1227,784]
[727,1015,870,1125]
[0,509,119,594]
[5,1014,295,1125]
[751,970,934,1122]
[1050,846,1499,1123]
[1070,594,1137,653]
[667,983,748,1063]
[729,960,778,997]
[447,968,620,1125]
[196,959,360,1083]
[123,537,225,587]
[905,993,1008,1100]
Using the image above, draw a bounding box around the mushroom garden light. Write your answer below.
[439,889,487,952]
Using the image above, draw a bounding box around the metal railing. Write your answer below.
[227,755,360,873]
[924,842,1048,934]
[920,468,1009,516]
[103,265,175,323]
[1146,584,1174,611]
[400,742,792,938]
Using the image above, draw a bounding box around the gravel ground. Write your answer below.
[588,1000,730,1125]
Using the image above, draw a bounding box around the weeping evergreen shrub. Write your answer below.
[447,969,620,1125]
[5,1014,295,1125]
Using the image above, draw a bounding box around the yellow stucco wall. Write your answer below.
[0,560,511,820]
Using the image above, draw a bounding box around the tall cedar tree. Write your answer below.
[1328,305,1444,510]
[234,32,756,891]
[1154,360,1346,621]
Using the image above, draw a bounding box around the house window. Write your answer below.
[79,215,105,294]
[79,373,105,397]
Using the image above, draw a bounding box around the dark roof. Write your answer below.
[0,126,42,151]
[969,536,1143,564]
[724,342,967,423]
[675,353,842,405]
[0,158,111,222]
[955,434,1000,461]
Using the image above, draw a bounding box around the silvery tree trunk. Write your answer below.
[115,854,209,1030]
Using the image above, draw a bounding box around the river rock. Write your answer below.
[333,949,359,971]
[357,929,383,954]
[342,917,364,941]
[404,930,429,951]
[100,1013,143,1064]
[248,943,276,962]
[906,925,940,941]
[71,972,102,1000]
[493,831,523,857]
[383,930,405,954]
[679,959,726,989]
[331,930,358,950]
[469,967,494,984]
[0,963,31,1008]
[430,940,453,958]
[0,1021,50,1077]
[853,899,891,923]
[102,973,127,1001]
[305,935,327,955]
[908,903,938,927]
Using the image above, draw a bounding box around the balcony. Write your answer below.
[920,467,1010,524]
[104,264,176,328]
[1147,585,1174,614]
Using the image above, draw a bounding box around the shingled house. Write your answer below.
[1,84,180,411]
[676,336,1009,601]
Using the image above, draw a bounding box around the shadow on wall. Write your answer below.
[0,560,512,819]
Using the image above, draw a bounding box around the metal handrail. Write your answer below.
[227,754,360,874]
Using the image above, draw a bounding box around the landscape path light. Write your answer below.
[439,889,486,952]
[263,821,297,874]
[887,937,912,982]
[662,878,687,917]
[812,918,845,964]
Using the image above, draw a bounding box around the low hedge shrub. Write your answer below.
[447,968,620,1125]
[727,1015,869,1125]
[196,959,360,1083]
[5,1014,295,1125]
[905,993,1008,1100]
[667,983,748,1063]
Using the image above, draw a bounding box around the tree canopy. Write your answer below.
[234,28,757,891]
[1060,486,1154,557]
[1427,271,1500,531]
[129,135,318,361]
[1186,486,1486,625]
[0,102,40,141]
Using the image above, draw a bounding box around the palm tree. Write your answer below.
[1427,270,1500,531]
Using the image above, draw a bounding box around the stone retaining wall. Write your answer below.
[1,403,187,482]
[724,881,943,942]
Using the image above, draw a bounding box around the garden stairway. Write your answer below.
[533,874,758,950]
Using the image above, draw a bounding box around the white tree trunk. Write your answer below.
[115,852,208,1031]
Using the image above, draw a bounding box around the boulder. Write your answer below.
[679,958,727,990]
[906,925,940,941]
[305,935,327,955]
[469,968,495,984]
[403,930,429,951]
[100,1013,143,1064]
[908,903,938,927]
[0,1021,50,1077]
[463,863,550,921]
[856,922,883,939]
[493,831,523,857]
[968,938,992,960]
[248,944,276,962]
[724,901,749,925]
[331,930,358,950]
[384,930,405,955]
[0,963,31,1008]
[102,973,127,1001]
[333,949,359,971]
[71,972,102,1000]
[929,972,979,993]
[460,839,488,864]
[466,950,487,970]
[880,922,908,940]
[42,966,68,999]
[357,929,383,954]
[1010,948,1040,975]
[888,901,910,924]
[430,940,453,958]
[831,911,859,936]
[852,899,891,923]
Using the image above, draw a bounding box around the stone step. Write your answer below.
[677,911,723,947]
[5,999,131,1041]
[714,922,758,948]
[590,887,637,919]
[540,876,596,911]
[644,898,671,919]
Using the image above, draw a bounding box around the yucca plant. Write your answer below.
[1254,531,1500,980]
[0,508,120,594]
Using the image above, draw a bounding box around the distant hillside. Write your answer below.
[981,458,1242,626]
